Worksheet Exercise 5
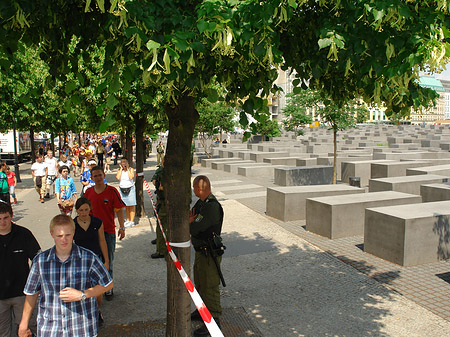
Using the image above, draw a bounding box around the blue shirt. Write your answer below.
[55,176,77,200]
[24,244,112,337]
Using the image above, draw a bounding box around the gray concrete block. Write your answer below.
[266,185,365,221]
[201,157,243,168]
[371,161,430,179]
[364,201,450,266]
[368,174,449,195]
[249,151,290,163]
[296,158,318,166]
[263,157,300,166]
[212,160,253,170]
[341,160,394,186]
[406,164,450,176]
[306,191,421,239]
[420,183,450,202]
[223,161,260,174]
[274,166,334,186]
[238,164,281,178]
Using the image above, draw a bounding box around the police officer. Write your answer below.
[189,175,224,336]
[151,159,166,258]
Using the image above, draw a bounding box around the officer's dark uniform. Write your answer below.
[190,194,224,318]
[152,166,167,256]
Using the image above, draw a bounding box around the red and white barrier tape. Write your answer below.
[143,178,224,337]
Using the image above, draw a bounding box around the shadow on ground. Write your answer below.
[97,227,403,336]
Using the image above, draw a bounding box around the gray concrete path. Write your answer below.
[10,154,450,336]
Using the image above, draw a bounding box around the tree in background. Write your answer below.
[195,99,236,157]
[282,92,314,135]
[252,113,281,140]
[318,102,359,184]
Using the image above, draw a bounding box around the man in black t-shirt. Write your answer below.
[0,202,41,336]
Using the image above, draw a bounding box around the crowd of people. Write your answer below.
[0,135,226,337]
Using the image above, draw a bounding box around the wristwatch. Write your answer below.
[119,227,126,231]
[80,291,87,301]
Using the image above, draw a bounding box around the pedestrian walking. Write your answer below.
[116,158,136,228]
[0,161,10,205]
[31,155,47,203]
[5,166,17,204]
[55,166,77,216]
[156,141,165,167]
[84,166,125,300]
[0,202,40,337]
[18,214,113,337]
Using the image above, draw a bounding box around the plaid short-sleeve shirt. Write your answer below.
[24,243,112,337]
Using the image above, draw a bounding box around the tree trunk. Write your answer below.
[30,126,36,163]
[124,129,133,164]
[50,133,55,152]
[134,113,146,218]
[164,95,198,337]
[333,128,337,184]
[120,131,125,158]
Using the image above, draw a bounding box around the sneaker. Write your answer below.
[124,220,133,228]
[104,289,114,301]
[40,198,44,203]
[44,193,50,199]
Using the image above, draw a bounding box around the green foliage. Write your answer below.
[252,114,281,138]
[195,99,236,137]
[282,92,313,134]
[279,0,449,116]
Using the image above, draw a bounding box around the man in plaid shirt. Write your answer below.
[18,214,113,337]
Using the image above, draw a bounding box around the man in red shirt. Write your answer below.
[84,166,125,300]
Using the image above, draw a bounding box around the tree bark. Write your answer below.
[164,95,198,337]
[124,129,133,164]
[134,113,146,218]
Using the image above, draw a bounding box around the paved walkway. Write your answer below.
[11,155,450,336]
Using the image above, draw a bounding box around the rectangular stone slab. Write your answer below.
[266,185,365,221]
[364,200,450,266]
[420,183,450,202]
[274,166,333,186]
[368,174,449,195]
[306,191,421,239]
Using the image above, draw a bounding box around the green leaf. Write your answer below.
[94,82,107,95]
[207,88,219,103]
[77,72,85,86]
[106,95,119,109]
[197,20,208,33]
[19,94,30,105]
[123,80,131,93]
[173,38,189,51]
[254,43,266,57]
[99,120,111,133]
[142,94,153,104]
[146,40,161,50]
[318,38,332,50]
[71,95,82,105]
[64,101,71,114]
[96,0,105,13]
[67,112,77,126]
[65,81,77,95]
[109,76,121,93]
[96,104,105,116]
[293,86,302,94]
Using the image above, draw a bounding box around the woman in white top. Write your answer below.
[116,158,136,227]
